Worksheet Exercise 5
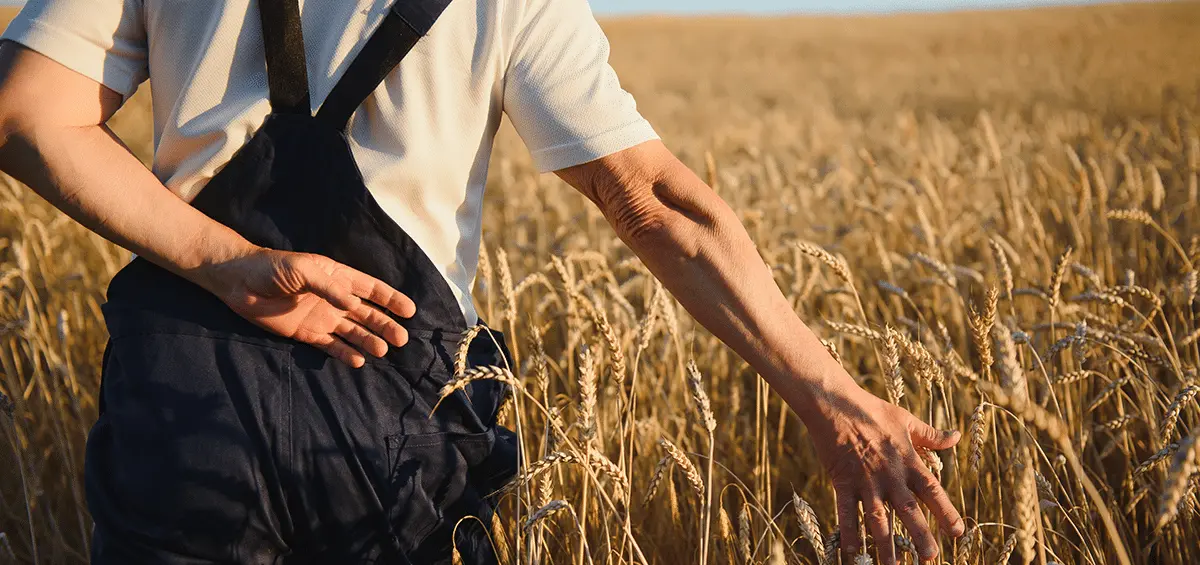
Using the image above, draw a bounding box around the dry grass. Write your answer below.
[3,2,1200,563]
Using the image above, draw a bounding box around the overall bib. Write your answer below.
[85,0,518,563]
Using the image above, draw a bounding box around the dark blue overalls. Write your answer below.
[85,0,517,562]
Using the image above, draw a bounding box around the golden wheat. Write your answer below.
[3,3,1200,564]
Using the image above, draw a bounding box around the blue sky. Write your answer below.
[591,0,1121,15]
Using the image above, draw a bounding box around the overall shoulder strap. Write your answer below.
[259,0,312,114]
[315,0,454,130]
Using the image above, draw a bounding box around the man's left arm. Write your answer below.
[499,0,963,558]
[555,140,965,564]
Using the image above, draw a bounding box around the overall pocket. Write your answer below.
[384,430,496,557]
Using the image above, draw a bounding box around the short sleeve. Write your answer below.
[502,0,658,173]
[1,0,148,97]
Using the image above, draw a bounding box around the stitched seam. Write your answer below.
[285,354,294,540]
[385,431,494,448]
[389,10,424,37]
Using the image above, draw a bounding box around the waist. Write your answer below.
[103,258,482,368]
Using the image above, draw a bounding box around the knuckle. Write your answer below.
[898,498,922,515]
[939,509,964,530]
[866,507,890,523]
[915,473,941,492]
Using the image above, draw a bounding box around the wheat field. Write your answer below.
[3,2,1200,564]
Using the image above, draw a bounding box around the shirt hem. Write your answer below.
[529,118,660,173]
[1,18,144,96]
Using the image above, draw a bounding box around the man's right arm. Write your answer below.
[0,42,414,367]
[0,41,257,293]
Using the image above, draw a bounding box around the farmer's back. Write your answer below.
[6,0,655,323]
[3,0,658,562]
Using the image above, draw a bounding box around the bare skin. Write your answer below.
[0,41,964,564]
[557,142,965,564]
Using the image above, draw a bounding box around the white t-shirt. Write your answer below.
[2,0,658,323]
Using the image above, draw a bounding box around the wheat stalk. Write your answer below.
[659,438,704,498]
[990,238,1015,301]
[997,532,1019,564]
[1156,428,1200,530]
[993,323,1029,406]
[1134,443,1180,478]
[578,345,598,441]
[737,502,753,564]
[796,241,852,284]
[524,500,574,532]
[1048,246,1073,311]
[912,252,958,288]
[826,320,884,341]
[969,287,999,373]
[643,456,673,507]
[1160,385,1200,446]
[968,402,991,475]
[883,329,904,404]
[792,492,827,565]
[437,366,518,400]
[1014,447,1039,564]
[955,524,977,565]
[454,324,485,378]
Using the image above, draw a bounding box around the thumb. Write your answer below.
[292,255,362,312]
[911,420,960,450]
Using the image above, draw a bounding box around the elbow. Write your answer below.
[0,96,39,174]
[0,90,37,157]
[602,180,703,260]
[0,93,26,145]
[567,141,715,258]
[609,188,672,243]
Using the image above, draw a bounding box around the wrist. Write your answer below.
[177,227,261,298]
[772,350,868,432]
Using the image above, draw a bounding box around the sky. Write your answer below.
[591,0,1122,15]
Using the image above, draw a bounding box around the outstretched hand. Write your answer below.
[809,386,966,564]
[202,248,416,367]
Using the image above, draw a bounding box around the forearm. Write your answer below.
[566,142,861,425]
[0,42,255,296]
[628,181,851,414]
[0,116,255,295]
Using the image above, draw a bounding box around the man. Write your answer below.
[0,0,965,563]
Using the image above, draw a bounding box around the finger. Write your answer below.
[890,488,938,562]
[311,334,367,368]
[336,319,389,358]
[910,420,960,450]
[863,494,895,565]
[349,303,410,348]
[835,487,862,557]
[910,467,966,537]
[293,257,362,312]
[341,267,417,319]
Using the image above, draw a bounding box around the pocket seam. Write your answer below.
[384,431,495,555]
[385,430,494,449]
